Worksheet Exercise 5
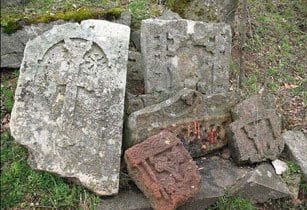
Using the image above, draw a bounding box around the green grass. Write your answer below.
[209,194,257,210]
[0,131,101,209]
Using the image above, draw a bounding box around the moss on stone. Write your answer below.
[1,7,124,34]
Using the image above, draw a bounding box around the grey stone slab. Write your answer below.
[126,89,242,157]
[141,19,231,94]
[229,95,284,164]
[283,130,307,180]
[230,163,291,203]
[10,20,130,195]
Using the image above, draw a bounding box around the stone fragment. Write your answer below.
[130,30,141,51]
[116,11,131,26]
[272,159,288,175]
[229,95,284,164]
[10,20,130,195]
[98,159,250,210]
[159,10,182,20]
[141,18,231,94]
[126,89,241,157]
[126,51,144,94]
[230,163,291,203]
[1,21,65,68]
[125,130,201,210]
[283,130,307,180]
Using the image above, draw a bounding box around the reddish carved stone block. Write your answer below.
[125,130,201,210]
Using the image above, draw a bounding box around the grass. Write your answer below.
[0,131,101,209]
[209,194,257,210]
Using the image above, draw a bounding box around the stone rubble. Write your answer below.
[10,20,130,195]
[272,159,288,175]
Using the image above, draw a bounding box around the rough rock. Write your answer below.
[130,30,141,51]
[141,18,231,94]
[272,159,288,175]
[125,130,201,210]
[1,21,65,68]
[283,130,307,180]
[126,89,241,157]
[98,159,250,210]
[116,11,132,26]
[168,0,238,24]
[10,20,130,195]
[159,10,182,20]
[229,94,284,164]
[126,51,144,95]
[230,163,291,203]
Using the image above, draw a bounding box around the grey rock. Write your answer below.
[283,130,307,180]
[159,10,182,20]
[126,51,144,95]
[229,95,284,164]
[10,20,130,195]
[130,30,141,51]
[97,159,250,210]
[230,163,291,203]
[116,11,132,26]
[141,18,231,94]
[1,21,65,68]
[98,190,151,210]
[126,89,241,157]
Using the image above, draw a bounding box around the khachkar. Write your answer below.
[141,18,231,94]
[10,20,130,195]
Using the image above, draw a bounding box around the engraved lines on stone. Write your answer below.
[138,144,186,200]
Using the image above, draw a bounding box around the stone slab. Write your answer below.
[126,51,144,95]
[229,95,284,164]
[230,163,291,203]
[141,18,231,94]
[126,89,242,157]
[125,130,201,210]
[10,20,130,195]
[283,130,307,180]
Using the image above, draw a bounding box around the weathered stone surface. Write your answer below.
[141,18,231,94]
[126,51,144,95]
[10,20,130,195]
[283,130,307,180]
[168,0,238,24]
[126,89,241,157]
[98,159,250,210]
[98,190,151,210]
[130,30,141,51]
[1,21,65,68]
[159,10,182,20]
[229,95,284,164]
[125,130,201,210]
[116,11,132,26]
[230,163,291,203]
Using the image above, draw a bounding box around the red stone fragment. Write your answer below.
[125,130,201,210]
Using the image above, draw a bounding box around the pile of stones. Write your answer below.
[9,10,306,210]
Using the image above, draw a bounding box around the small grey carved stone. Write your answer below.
[229,95,284,164]
[10,20,130,195]
[141,18,231,94]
